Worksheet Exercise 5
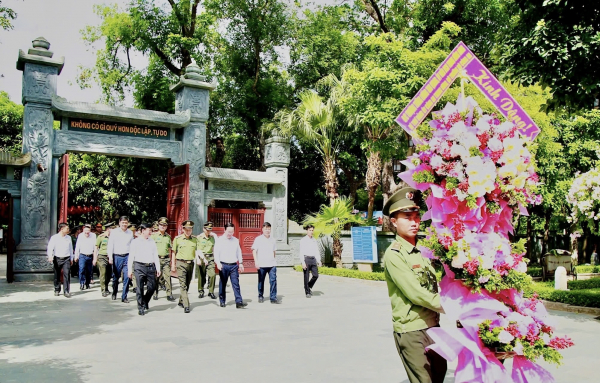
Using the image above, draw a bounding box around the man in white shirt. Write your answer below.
[300,224,322,298]
[107,216,134,303]
[74,223,97,290]
[214,222,247,308]
[251,222,279,304]
[127,223,161,316]
[47,222,74,297]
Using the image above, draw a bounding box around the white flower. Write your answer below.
[476,117,491,134]
[430,154,444,170]
[448,121,468,141]
[451,248,469,268]
[513,342,524,355]
[487,137,503,152]
[503,136,523,152]
[498,330,515,344]
[450,144,469,159]
[515,261,527,273]
[497,121,515,134]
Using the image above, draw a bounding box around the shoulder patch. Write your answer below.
[390,242,401,252]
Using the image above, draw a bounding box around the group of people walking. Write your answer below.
[47,216,323,316]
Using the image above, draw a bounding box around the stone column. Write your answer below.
[264,131,293,265]
[170,63,216,235]
[14,38,64,281]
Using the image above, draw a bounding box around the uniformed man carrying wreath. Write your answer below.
[171,220,197,313]
[196,221,218,299]
[152,217,175,301]
[383,187,446,383]
[93,222,114,297]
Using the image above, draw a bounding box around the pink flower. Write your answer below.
[548,336,574,350]
[464,259,479,275]
[478,275,490,284]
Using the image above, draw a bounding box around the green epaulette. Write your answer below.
[390,241,401,252]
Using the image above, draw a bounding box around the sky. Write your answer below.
[0,0,137,106]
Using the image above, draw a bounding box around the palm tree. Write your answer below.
[303,197,363,268]
[275,90,348,205]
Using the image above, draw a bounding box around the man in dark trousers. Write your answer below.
[107,216,134,303]
[214,222,247,308]
[128,223,161,316]
[383,187,446,383]
[299,224,321,298]
[47,222,74,297]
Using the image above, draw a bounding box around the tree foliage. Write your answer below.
[0,0,16,31]
[0,91,23,155]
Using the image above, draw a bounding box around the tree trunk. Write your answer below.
[541,210,551,256]
[366,150,382,220]
[205,127,213,167]
[526,215,533,262]
[569,225,579,266]
[333,236,343,268]
[340,165,364,205]
[381,158,404,232]
[582,235,588,264]
[323,156,339,205]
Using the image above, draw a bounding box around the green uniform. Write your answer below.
[384,235,446,383]
[152,232,172,297]
[195,232,216,294]
[172,234,198,308]
[96,234,111,293]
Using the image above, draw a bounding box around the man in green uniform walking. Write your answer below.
[383,187,446,383]
[196,221,218,299]
[93,222,114,297]
[171,220,197,313]
[152,217,175,301]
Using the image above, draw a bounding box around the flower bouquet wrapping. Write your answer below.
[399,96,573,382]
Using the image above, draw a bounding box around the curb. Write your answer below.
[541,300,600,316]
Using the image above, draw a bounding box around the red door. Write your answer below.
[208,208,264,273]
[166,164,189,239]
[57,154,69,224]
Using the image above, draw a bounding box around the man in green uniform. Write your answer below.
[152,217,175,301]
[171,220,197,313]
[93,222,114,297]
[383,187,446,383]
[196,221,218,299]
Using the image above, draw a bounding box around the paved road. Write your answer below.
[0,267,597,383]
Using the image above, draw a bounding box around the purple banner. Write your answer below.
[396,42,540,141]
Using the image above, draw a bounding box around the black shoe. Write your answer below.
[167,295,176,302]
[80,284,84,290]
[236,302,248,309]
[153,294,158,300]
[160,285,166,291]
[138,308,145,316]
[208,293,216,299]
[64,292,71,298]
[271,300,280,304]
[54,291,60,296]
[144,302,149,310]
[101,291,107,297]
[306,294,312,298]
[258,297,264,303]
[198,291,205,298]
[122,298,129,303]
[132,287,137,294]
[85,285,90,290]
[220,302,226,307]
[184,307,190,313]
[112,294,117,300]
[178,302,184,308]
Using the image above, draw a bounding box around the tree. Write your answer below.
[0,0,16,31]
[497,0,600,110]
[0,91,23,155]
[303,196,362,268]
[276,90,348,205]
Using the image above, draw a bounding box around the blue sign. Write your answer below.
[351,226,378,263]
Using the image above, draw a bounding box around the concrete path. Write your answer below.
[0,267,597,383]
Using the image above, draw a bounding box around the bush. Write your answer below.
[524,282,600,308]
[576,265,600,274]
[293,265,386,281]
[527,267,542,277]
[568,277,600,290]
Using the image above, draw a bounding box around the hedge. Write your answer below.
[568,277,600,290]
[576,265,600,274]
[524,282,600,308]
[293,265,386,281]
[527,267,542,277]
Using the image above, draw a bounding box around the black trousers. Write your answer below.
[394,328,447,383]
[53,256,71,293]
[303,256,319,294]
[133,262,157,309]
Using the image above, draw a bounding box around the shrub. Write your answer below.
[524,282,600,308]
[568,277,600,290]
[576,265,600,274]
[527,267,542,277]
[293,265,386,281]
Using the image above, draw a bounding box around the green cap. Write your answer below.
[203,221,213,230]
[158,217,169,225]
[182,220,194,228]
[383,187,421,216]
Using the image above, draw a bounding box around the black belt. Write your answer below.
[221,262,236,265]
[159,255,169,259]
[134,261,155,267]
[54,255,70,260]
[114,253,128,257]
[177,259,194,264]
[80,254,92,257]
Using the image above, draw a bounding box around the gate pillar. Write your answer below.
[14,38,64,281]
[170,62,216,235]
